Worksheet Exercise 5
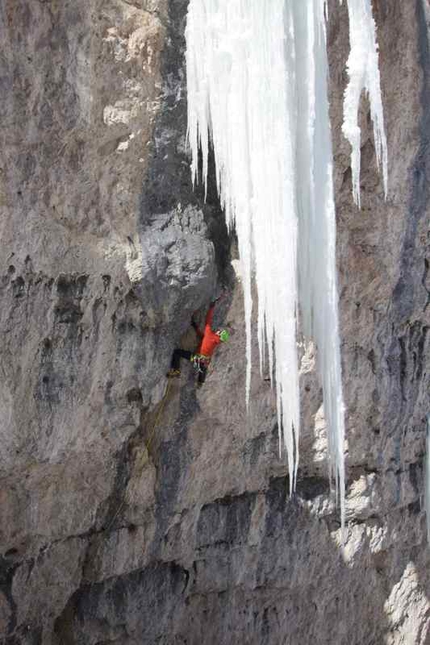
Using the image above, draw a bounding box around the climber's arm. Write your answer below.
[191,317,204,338]
[205,303,216,330]
[205,292,227,331]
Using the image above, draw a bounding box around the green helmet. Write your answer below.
[219,329,230,343]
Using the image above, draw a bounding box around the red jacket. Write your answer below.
[194,305,221,358]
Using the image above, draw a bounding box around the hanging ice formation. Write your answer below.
[186,0,387,536]
[342,0,388,206]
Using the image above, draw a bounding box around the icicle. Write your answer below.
[294,0,346,534]
[343,0,388,206]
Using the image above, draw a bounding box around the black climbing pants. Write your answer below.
[171,349,208,385]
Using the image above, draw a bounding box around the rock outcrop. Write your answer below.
[0,0,429,643]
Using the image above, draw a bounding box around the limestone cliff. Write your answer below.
[0,0,429,644]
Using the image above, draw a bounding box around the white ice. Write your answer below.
[186,0,387,538]
[343,0,388,206]
[294,0,345,522]
[187,0,300,489]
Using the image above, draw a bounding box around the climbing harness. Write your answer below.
[191,353,211,373]
[105,378,172,532]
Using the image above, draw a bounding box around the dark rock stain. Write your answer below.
[0,555,19,635]
[197,492,256,551]
[392,0,430,320]
[54,562,188,645]
[53,274,87,324]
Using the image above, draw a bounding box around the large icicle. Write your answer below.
[186,0,386,537]
[343,0,388,206]
[294,0,346,524]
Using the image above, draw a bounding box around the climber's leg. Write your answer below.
[167,349,193,377]
[197,363,208,386]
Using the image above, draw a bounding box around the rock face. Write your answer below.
[0,0,429,644]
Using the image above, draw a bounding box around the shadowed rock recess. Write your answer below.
[0,0,429,643]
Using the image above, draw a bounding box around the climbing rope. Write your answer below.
[105,378,172,532]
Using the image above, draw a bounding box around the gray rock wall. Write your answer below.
[0,0,429,644]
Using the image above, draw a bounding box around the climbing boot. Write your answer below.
[166,369,181,378]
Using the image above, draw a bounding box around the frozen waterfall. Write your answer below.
[186,0,387,537]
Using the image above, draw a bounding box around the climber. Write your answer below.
[167,295,230,386]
